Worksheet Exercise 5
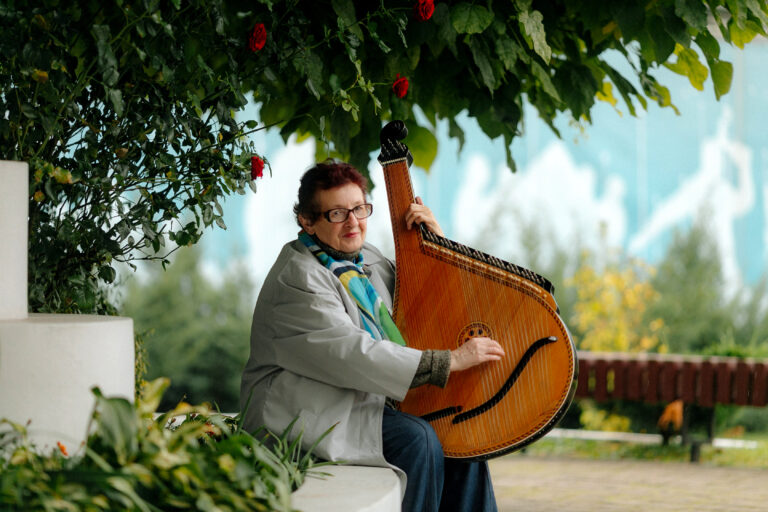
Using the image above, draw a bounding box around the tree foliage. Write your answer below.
[648,219,768,356]
[1,1,258,313]
[2,0,768,313]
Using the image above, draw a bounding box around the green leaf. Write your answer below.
[303,50,324,100]
[434,3,457,50]
[92,393,139,465]
[709,59,733,99]
[695,31,721,59]
[647,16,677,63]
[137,378,170,417]
[98,265,116,283]
[675,0,709,32]
[611,1,645,41]
[332,0,363,40]
[448,118,466,153]
[554,63,598,118]
[451,3,493,34]
[92,24,118,86]
[660,7,691,47]
[406,123,438,172]
[729,18,760,48]
[107,89,124,116]
[259,95,296,127]
[664,45,708,90]
[469,37,497,92]
[518,8,551,64]
[330,110,352,156]
[107,476,152,512]
[496,36,522,71]
[504,136,517,173]
[367,22,391,54]
[532,61,561,102]
[746,0,768,28]
[595,80,619,108]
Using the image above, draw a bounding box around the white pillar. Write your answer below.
[0,160,135,453]
[0,161,28,320]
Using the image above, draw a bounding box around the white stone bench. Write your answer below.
[291,465,401,512]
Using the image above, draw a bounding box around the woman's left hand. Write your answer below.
[405,197,444,237]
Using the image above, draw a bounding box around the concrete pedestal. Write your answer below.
[0,314,135,452]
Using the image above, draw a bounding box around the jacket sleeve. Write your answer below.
[255,260,421,401]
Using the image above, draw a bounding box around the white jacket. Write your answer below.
[240,239,422,477]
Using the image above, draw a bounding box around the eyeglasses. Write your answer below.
[320,203,373,223]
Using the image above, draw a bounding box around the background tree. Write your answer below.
[647,216,768,357]
[568,259,666,353]
[2,0,767,313]
[120,246,253,411]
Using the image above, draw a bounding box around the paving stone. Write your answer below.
[489,455,768,511]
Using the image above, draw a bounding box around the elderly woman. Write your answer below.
[240,161,503,512]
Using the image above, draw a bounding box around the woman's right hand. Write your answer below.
[449,337,505,372]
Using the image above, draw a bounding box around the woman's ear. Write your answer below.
[298,214,315,235]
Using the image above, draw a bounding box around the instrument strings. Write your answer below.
[383,156,570,456]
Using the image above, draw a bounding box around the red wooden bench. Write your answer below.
[574,351,768,460]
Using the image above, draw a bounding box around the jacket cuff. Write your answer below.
[409,349,451,389]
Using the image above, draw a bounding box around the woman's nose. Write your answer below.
[344,211,360,226]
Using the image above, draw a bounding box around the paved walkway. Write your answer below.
[489,455,768,511]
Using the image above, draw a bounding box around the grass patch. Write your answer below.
[520,434,768,468]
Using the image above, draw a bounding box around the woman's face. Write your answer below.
[300,182,368,254]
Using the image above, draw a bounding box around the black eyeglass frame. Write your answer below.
[320,203,374,223]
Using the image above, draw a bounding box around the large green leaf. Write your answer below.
[451,3,493,34]
[532,61,561,102]
[709,59,733,99]
[729,18,761,48]
[496,36,522,71]
[470,37,497,92]
[303,50,325,100]
[695,31,721,59]
[406,123,438,172]
[518,8,551,64]
[664,45,708,90]
[675,0,709,32]
[91,391,139,465]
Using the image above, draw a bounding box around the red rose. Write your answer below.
[249,23,267,52]
[392,74,409,98]
[414,0,435,22]
[251,156,264,180]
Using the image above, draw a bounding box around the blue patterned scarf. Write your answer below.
[299,231,406,346]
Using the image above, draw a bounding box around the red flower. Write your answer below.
[251,156,264,180]
[414,0,435,22]
[249,23,267,52]
[392,74,409,98]
[57,441,68,456]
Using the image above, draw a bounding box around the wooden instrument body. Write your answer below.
[379,132,576,460]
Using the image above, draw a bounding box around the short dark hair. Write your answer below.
[293,160,368,226]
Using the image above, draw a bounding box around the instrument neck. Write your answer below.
[381,158,418,250]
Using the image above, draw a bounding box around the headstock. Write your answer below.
[378,120,414,167]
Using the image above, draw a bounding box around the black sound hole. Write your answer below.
[478,329,484,335]
[469,330,475,336]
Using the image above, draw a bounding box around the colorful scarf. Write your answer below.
[299,231,407,346]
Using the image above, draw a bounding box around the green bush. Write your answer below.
[0,379,330,511]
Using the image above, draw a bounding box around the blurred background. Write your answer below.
[119,41,768,445]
